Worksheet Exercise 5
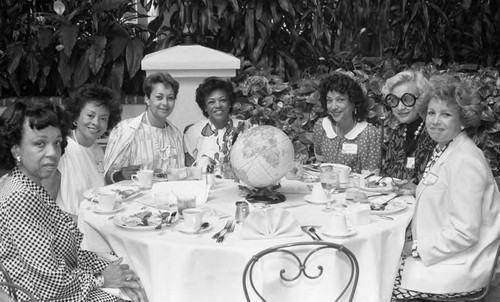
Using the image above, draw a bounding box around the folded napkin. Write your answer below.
[277,179,311,194]
[240,207,303,239]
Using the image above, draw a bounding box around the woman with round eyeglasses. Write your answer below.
[381,70,436,184]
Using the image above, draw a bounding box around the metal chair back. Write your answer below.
[242,241,359,302]
[0,282,38,302]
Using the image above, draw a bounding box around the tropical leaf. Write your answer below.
[26,53,39,83]
[125,38,144,79]
[58,25,78,57]
[74,51,90,87]
[110,57,125,92]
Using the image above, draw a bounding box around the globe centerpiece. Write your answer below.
[230,125,294,204]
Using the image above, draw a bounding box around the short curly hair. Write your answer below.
[420,74,483,130]
[0,99,70,170]
[143,72,180,99]
[319,73,369,121]
[65,83,122,131]
[381,70,429,97]
[195,77,235,118]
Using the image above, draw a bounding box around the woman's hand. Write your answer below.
[119,165,141,180]
[122,287,149,302]
[100,258,142,289]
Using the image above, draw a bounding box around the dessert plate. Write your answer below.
[113,210,178,230]
[303,194,329,205]
[92,203,124,214]
[320,227,357,238]
[370,195,411,215]
[175,222,213,234]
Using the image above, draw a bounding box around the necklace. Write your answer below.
[144,113,171,162]
[402,121,424,138]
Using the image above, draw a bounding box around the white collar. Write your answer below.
[322,118,368,140]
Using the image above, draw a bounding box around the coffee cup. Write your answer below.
[97,192,116,211]
[346,204,371,225]
[182,208,204,231]
[327,211,356,235]
[310,183,329,202]
[176,193,197,218]
[131,169,154,189]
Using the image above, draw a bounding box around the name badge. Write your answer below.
[341,143,358,154]
[422,172,438,186]
[406,157,415,169]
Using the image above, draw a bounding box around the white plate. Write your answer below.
[304,194,330,205]
[113,210,178,231]
[175,222,213,234]
[370,196,410,215]
[359,176,398,193]
[83,185,141,202]
[92,203,124,214]
[320,227,357,238]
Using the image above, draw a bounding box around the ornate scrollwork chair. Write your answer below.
[242,241,359,302]
[0,260,38,301]
[422,241,500,302]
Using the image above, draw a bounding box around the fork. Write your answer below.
[217,220,235,243]
[155,212,170,230]
[212,220,232,240]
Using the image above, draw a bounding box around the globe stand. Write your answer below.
[238,184,286,204]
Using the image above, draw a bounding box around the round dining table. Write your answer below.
[79,178,415,302]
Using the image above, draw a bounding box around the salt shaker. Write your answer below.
[235,201,250,223]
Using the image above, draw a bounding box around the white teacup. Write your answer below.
[326,212,356,235]
[183,208,204,231]
[131,169,154,189]
[97,192,116,211]
[311,183,329,202]
[346,204,371,226]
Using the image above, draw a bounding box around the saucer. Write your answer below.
[304,194,329,205]
[175,222,213,234]
[320,227,357,238]
[92,204,124,214]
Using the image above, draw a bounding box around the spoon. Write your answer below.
[308,227,323,241]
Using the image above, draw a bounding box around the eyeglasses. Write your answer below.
[385,93,417,108]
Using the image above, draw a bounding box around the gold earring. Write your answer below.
[15,156,21,166]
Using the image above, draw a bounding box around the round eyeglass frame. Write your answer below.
[385,93,418,108]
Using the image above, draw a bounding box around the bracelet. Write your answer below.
[111,170,121,183]
[94,272,105,288]
[412,240,420,258]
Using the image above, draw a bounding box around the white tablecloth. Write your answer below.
[80,179,414,302]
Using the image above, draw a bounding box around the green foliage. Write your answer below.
[0,0,153,97]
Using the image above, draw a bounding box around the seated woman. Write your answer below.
[392,75,500,301]
[53,84,121,217]
[183,76,247,178]
[381,70,436,184]
[0,99,147,301]
[312,73,381,173]
[104,72,185,183]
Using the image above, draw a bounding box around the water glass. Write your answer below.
[319,167,339,211]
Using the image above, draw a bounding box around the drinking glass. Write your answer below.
[320,167,339,211]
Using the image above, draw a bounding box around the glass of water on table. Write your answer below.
[319,165,339,212]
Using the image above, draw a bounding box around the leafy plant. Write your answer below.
[0,0,154,97]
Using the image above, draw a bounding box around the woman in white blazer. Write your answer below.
[392,74,500,301]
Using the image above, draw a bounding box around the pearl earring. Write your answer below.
[15,156,21,166]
